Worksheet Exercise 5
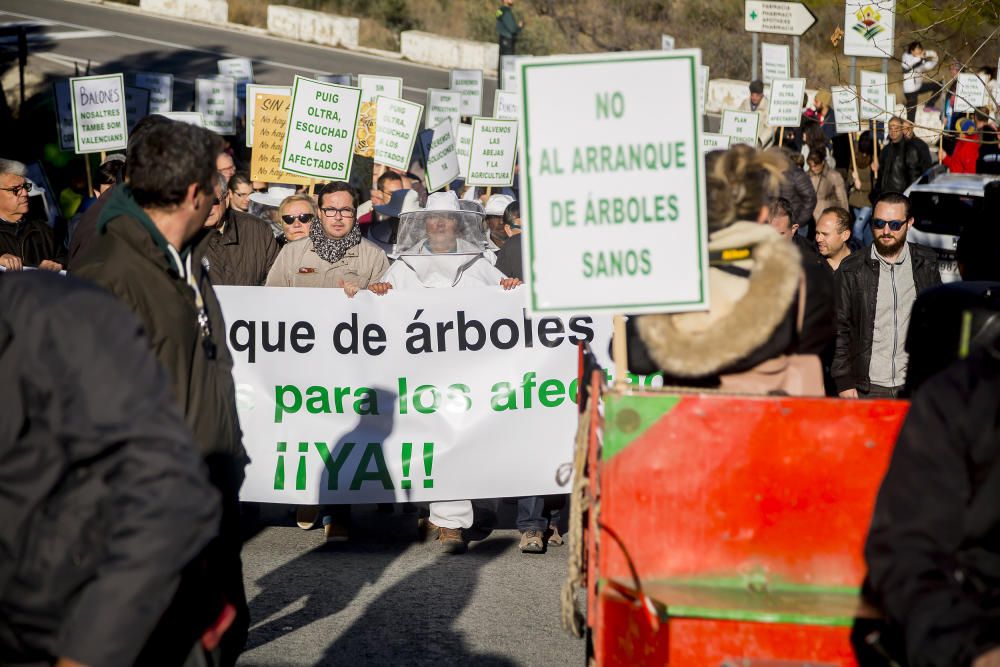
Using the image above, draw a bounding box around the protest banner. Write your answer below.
[124,86,150,134]
[53,80,74,151]
[661,34,675,50]
[844,0,895,59]
[494,89,519,120]
[426,88,462,132]
[698,65,710,117]
[358,74,402,103]
[216,286,646,503]
[250,94,311,186]
[195,77,237,135]
[374,96,423,171]
[720,110,760,145]
[280,75,362,181]
[423,119,460,193]
[456,123,473,179]
[160,111,204,126]
[354,101,377,158]
[832,85,861,133]
[955,72,988,113]
[859,70,888,120]
[702,133,731,153]
[450,69,484,116]
[218,57,254,82]
[245,84,291,147]
[133,72,172,113]
[761,42,790,85]
[767,78,806,127]
[517,50,709,316]
[501,55,516,82]
[466,117,518,187]
[70,73,128,154]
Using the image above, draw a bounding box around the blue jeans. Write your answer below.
[853,207,873,246]
[517,495,566,532]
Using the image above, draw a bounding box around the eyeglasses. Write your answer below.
[281,213,315,224]
[871,218,907,231]
[0,181,32,197]
[320,207,356,219]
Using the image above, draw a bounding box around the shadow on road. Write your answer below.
[317,536,519,666]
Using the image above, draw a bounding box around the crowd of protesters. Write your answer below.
[2,23,1000,666]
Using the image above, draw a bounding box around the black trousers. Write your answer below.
[904,81,941,121]
[498,38,516,75]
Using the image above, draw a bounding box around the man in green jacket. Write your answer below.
[73,120,250,666]
[496,0,523,74]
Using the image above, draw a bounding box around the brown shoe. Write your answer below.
[547,526,565,547]
[439,527,467,554]
[417,517,441,542]
[296,505,320,530]
[323,516,349,542]
[519,529,545,554]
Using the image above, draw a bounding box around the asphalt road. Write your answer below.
[239,503,585,666]
[0,0,498,109]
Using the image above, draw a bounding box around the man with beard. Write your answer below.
[832,192,940,399]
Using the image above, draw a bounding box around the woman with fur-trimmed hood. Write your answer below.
[625,144,823,396]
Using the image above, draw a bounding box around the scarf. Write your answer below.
[308,219,361,264]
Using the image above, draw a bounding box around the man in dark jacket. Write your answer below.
[864,335,1000,667]
[0,159,64,271]
[202,173,280,286]
[0,272,221,667]
[832,191,941,399]
[496,0,523,72]
[902,120,933,176]
[874,117,923,195]
[494,199,522,280]
[72,121,250,665]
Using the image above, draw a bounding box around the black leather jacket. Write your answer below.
[831,242,941,392]
[876,140,923,195]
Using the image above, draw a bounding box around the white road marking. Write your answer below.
[0,29,111,43]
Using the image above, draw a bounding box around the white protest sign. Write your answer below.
[832,85,861,133]
[954,73,988,113]
[450,69,484,116]
[357,74,402,103]
[501,55,516,81]
[160,112,204,127]
[374,96,423,171]
[503,56,532,93]
[767,78,806,127]
[70,74,128,154]
[134,72,172,113]
[880,93,897,122]
[217,287,657,504]
[466,117,518,187]
[424,119,460,193]
[661,34,675,50]
[281,75,362,181]
[702,133,731,153]
[859,70,888,120]
[218,57,254,82]
[456,123,473,179]
[196,77,236,135]
[720,110,761,144]
[53,80,75,151]
[494,89,519,120]
[761,42,790,85]
[698,65,710,116]
[844,0,895,58]
[245,84,291,147]
[518,50,709,316]
[426,88,462,132]
[124,86,150,134]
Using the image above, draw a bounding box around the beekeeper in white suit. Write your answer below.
[369,190,521,553]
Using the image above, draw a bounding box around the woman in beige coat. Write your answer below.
[266,181,389,293]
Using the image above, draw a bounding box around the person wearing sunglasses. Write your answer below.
[201,173,280,286]
[0,158,64,272]
[274,194,318,245]
[831,191,941,400]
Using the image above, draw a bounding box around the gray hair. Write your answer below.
[215,172,228,195]
[0,159,27,178]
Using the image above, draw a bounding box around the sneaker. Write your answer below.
[547,526,565,547]
[519,529,545,554]
[323,516,349,542]
[296,505,320,530]
[439,527,467,554]
[417,517,441,542]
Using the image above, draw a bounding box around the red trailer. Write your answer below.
[564,373,909,666]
